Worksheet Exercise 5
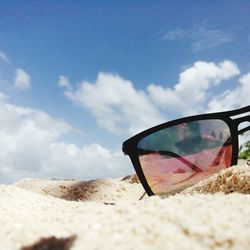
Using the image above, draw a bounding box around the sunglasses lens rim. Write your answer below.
[123,116,238,196]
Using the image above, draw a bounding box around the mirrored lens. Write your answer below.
[137,119,232,195]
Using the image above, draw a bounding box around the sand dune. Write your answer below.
[0,160,249,250]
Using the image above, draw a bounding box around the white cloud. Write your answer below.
[164,25,233,52]
[208,72,250,112]
[59,61,245,135]
[62,72,165,134]
[14,68,31,90]
[0,50,10,63]
[148,60,240,115]
[58,75,72,90]
[0,58,247,183]
[43,142,128,180]
[0,98,129,184]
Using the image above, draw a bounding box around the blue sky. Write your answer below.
[0,1,249,183]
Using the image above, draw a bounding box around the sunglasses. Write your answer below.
[122,105,250,197]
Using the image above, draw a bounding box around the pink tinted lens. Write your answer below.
[137,119,232,195]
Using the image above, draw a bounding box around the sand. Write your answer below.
[0,160,249,250]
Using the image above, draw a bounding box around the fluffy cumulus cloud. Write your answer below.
[14,68,31,90]
[0,58,249,183]
[60,72,165,134]
[59,60,249,136]
[148,60,240,115]
[0,96,129,184]
[208,72,250,111]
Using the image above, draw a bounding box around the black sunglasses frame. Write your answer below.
[122,105,250,196]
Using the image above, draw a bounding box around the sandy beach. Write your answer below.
[0,160,249,250]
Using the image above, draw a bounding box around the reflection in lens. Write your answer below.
[137,119,232,196]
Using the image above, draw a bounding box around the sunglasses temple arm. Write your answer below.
[211,138,232,166]
[138,170,200,200]
[238,125,250,135]
[159,151,203,172]
[137,149,203,172]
